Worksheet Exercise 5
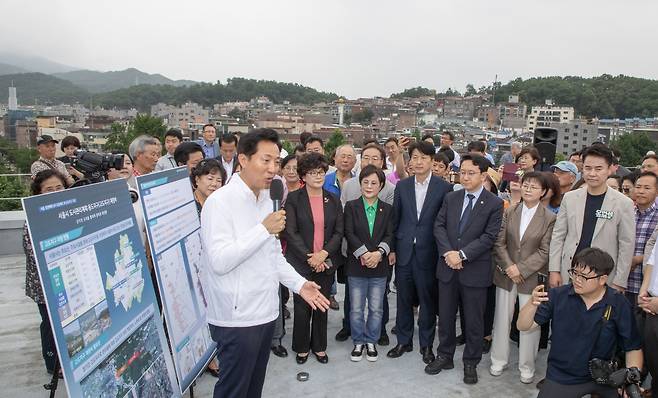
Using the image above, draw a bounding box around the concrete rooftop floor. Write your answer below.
[0,254,544,398]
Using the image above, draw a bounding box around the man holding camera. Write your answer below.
[518,248,643,397]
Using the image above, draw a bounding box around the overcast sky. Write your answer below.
[1,0,657,99]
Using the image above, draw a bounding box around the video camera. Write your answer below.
[590,362,642,398]
[72,150,124,185]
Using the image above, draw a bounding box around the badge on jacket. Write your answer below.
[595,209,613,220]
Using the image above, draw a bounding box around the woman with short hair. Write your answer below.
[283,153,344,364]
[343,165,394,362]
[24,170,68,379]
[490,171,556,384]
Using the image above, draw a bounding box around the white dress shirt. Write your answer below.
[415,174,431,220]
[222,157,234,182]
[200,175,306,327]
[519,203,539,240]
[449,148,461,170]
[460,185,484,217]
[649,242,658,296]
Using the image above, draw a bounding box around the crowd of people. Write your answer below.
[22,126,658,398]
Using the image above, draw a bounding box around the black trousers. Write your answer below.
[38,303,57,373]
[438,280,487,365]
[537,378,618,398]
[645,313,658,397]
[395,252,438,348]
[209,321,275,398]
[458,284,495,337]
[292,271,333,353]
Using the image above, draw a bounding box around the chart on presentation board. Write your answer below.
[137,167,217,394]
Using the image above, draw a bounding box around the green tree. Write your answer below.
[391,87,436,99]
[228,107,247,120]
[104,114,167,153]
[0,137,38,173]
[611,132,657,167]
[281,139,295,156]
[465,84,477,96]
[325,130,346,161]
[351,108,374,124]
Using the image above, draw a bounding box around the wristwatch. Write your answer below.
[378,248,386,257]
[458,251,466,261]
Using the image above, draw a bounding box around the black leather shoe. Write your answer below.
[378,332,390,346]
[420,347,435,364]
[386,343,412,358]
[295,353,309,364]
[456,334,465,346]
[463,365,478,384]
[270,345,288,358]
[313,352,329,364]
[424,355,454,375]
[536,378,545,390]
[329,296,340,311]
[482,338,492,354]
[335,327,350,341]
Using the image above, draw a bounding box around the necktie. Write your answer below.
[458,194,475,235]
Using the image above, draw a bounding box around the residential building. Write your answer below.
[526,100,575,132]
[151,102,209,130]
[555,119,600,156]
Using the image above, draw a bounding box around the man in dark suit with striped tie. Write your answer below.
[426,154,503,385]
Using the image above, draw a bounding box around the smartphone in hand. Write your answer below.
[537,273,548,292]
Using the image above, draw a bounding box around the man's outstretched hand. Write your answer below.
[299,281,330,311]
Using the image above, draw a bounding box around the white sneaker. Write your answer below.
[520,374,534,384]
[350,344,364,362]
[489,365,505,376]
[366,343,378,362]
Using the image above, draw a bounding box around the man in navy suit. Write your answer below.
[387,141,452,364]
[426,154,503,384]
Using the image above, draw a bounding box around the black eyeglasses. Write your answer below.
[622,187,631,193]
[567,269,602,282]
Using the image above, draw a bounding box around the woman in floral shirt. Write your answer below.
[24,169,67,377]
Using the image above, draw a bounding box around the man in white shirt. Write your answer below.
[155,129,182,171]
[200,128,329,398]
[440,131,461,171]
[220,133,239,182]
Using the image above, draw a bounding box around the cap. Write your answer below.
[36,135,58,146]
[551,160,578,176]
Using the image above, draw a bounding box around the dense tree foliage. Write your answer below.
[391,87,437,98]
[494,75,658,119]
[0,138,36,210]
[95,78,338,110]
[611,132,657,167]
[104,114,167,153]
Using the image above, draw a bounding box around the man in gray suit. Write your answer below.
[549,144,635,291]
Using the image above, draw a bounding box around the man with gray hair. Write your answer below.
[499,141,522,165]
[129,135,161,176]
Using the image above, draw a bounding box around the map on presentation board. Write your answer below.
[23,179,180,398]
[137,167,217,394]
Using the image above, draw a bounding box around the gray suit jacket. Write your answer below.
[548,186,635,288]
[493,203,556,294]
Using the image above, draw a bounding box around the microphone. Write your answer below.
[269,179,284,238]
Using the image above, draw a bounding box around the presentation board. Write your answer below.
[23,179,180,398]
[137,167,217,393]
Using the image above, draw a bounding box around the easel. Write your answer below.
[43,357,60,398]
